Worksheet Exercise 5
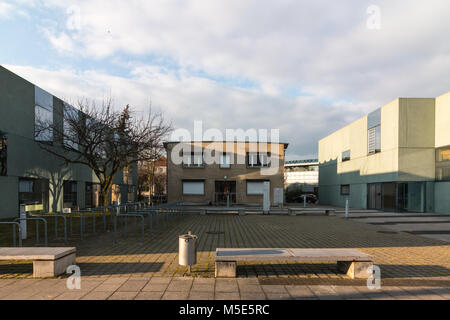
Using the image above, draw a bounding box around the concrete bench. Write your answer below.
[0,247,76,278]
[215,248,373,279]
[288,208,336,216]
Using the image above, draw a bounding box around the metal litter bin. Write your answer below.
[179,231,198,272]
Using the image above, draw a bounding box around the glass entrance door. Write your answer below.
[367,183,382,210]
[215,181,236,205]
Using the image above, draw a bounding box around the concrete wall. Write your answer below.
[0,66,136,218]
[318,99,401,208]
[398,98,435,181]
[435,92,450,148]
[318,96,442,211]
[434,182,450,214]
[434,93,450,214]
[165,141,286,205]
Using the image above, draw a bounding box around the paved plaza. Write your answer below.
[0,212,449,300]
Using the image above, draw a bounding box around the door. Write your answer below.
[367,183,382,210]
[215,181,236,205]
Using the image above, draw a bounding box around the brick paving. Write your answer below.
[0,212,449,299]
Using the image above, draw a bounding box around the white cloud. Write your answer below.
[3,64,362,157]
[0,1,13,18]
[4,0,450,158]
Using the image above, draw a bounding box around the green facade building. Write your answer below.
[0,66,137,219]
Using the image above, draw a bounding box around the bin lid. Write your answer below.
[179,233,197,240]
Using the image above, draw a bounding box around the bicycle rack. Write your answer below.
[37,214,67,244]
[14,217,47,247]
[0,222,22,247]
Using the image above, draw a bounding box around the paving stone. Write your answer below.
[0,214,449,300]
[215,279,239,292]
[142,282,169,292]
[240,292,267,300]
[166,279,193,292]
[191,283,215,292]
[162,291,189,300]
[285,285,316,299]
[261,285,288,294]
[54,291,87,300]
[239,284,264,293]
[215,292,240,300]
[148,277,172,284]
[265,293,292,300]
[135,291,164,300]
[93,283,123,291]
[108,291,139,300]
[308,285,342,300]
[81,291,114,300]
[118,280,148,291]
[188,291,214,300]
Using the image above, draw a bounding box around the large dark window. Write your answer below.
[182,152,204,167]
[85,182,100,208]
[34,86,54,142]
[0,132,7,176]
[436,146,450,181]
[19,178,49,212]
[367,109,381,154]
[63,181,77,208]
[246,152,270,167]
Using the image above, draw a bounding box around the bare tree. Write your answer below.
[138,157,167,203]
[36,98,172,207]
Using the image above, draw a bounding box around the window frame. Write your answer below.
[182,180,205,195]
[246,152,271,168]
[340,184,350,196]
[219,153,231,168]
[246,179,270,195]
[182,152,205,168]
[342,150,351,162]
[436,145,450,181]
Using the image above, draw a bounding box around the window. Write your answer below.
[182,181,204,195]
[437,147,450,162]
[19,178,49,211]
[128,185,136,202]
[247,153,270,167]
[340,184,350,195]
[367,109,381,154]
[63,181,77,208]
[246,180,269,195]
[436,146,450,181]
[85,182,100,208]
[220,154,231,168]
[183,152,204,167]
[34,86,53,142]
[342,150,350,162]
[0,132,7,176]
[63,103,79,149]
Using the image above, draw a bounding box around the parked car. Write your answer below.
[292,193,317,204]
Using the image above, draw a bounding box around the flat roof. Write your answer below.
[164,141,289,148]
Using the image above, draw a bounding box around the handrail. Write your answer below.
[14,217,47,247]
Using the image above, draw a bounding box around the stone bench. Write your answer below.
[215,248,373,279]
[288,208,336,216]
[0,247,76,278]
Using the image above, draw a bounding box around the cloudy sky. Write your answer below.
[1,0,449,160]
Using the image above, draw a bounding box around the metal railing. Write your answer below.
[0,222,22,247]
[14,217,47,247]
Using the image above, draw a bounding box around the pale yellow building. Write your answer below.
[319,92,450,213]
